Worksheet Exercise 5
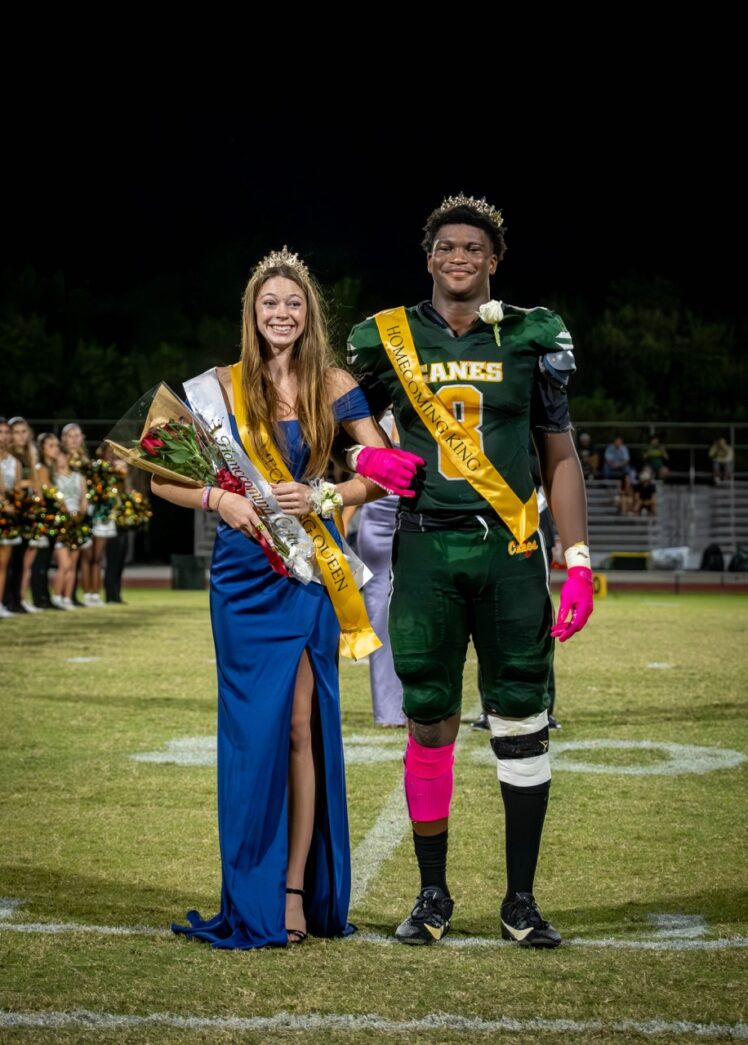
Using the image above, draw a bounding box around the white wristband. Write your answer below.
[564,543,591,569]
[345,445,364,472]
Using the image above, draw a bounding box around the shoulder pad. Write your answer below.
[539,349,576,388]
[544,348,576,372]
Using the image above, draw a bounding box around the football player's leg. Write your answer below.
[473,537,560,947]
[389,530,468,943]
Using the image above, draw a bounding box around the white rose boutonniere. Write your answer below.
[478,299,504,346]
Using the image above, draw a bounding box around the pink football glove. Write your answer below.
[550,566,593,642]
[354,446,425,497]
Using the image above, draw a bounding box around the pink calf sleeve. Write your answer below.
[403,735,455,822]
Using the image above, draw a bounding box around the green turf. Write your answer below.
[1,590,747,1042]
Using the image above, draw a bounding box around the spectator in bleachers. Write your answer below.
[577,432,599,480]
[603,435,631,481]
[632,466,657,515]
[614,474,636,515]
[642,435,670,481]
[709,437,734,483]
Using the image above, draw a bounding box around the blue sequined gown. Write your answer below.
[173,387,371,948]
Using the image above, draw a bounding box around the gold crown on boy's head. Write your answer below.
[253,245,310,282]
[436,193,504,230]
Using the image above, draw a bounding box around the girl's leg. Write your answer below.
[63,550,80,599]
[21,546,38,606]
[52,547,68,598]
[286,649,319,938]
[80,543,93,594]
[91,537,106,595]
[0,546,11,606]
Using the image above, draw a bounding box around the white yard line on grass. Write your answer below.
[471,739,747,777]
[2,905,746,951]
[0,922,162,936]
[353,931,748,952]
[349,705,480,908]
[0,1010,745,1038]
[646,914,706,938]
[571,937,748,952]
[349,785,409,907]
[131,736,747,777]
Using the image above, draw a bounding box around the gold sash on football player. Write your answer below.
[230,364,381,661]
[374,307,538,544]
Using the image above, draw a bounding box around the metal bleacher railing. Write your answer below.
[574,422,747,568]
[27,418,748,570]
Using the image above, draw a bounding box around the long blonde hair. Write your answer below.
[240,262,335,480]
[10,417,38,477]
[60,423,90,470]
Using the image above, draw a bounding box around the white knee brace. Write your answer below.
[488,709,551,788]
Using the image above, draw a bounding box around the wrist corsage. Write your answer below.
[309,479,343,518]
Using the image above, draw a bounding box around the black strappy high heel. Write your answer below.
[285,887,307,943]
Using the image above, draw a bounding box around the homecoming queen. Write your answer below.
[152,248,422,948]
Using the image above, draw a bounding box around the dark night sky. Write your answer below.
[4,104,741,320]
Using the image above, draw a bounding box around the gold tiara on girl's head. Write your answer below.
[253,245,310,281]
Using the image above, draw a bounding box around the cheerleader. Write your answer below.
[0,417,22,619]
[8,417,40,614]
[50,447,88,611]
[31,433,61,609]
[85,445,119,606]
[60,423,90,606]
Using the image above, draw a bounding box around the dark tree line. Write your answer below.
[2,264,745,425]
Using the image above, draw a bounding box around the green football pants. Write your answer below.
[389,526,553,723]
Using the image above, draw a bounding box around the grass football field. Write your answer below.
[1,589,747,1043]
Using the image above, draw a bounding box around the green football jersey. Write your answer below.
[347,301,574,513]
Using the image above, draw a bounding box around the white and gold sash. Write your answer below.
[229,364,381,661]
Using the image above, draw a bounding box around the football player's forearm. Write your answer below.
[547,456,588,549]
[536,433,588,549]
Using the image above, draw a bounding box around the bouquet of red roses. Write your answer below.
[107,383,312,580]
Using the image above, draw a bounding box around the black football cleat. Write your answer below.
[548,714,562,730]
[471,712,490,731]
[394,886,454,945]
[500,892,562,948]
